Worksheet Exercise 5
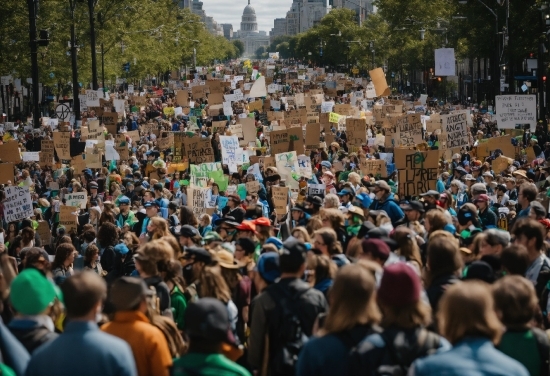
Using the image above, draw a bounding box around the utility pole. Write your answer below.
[69,0,80,122]
[27,0,40,128]
[88,0,98,90]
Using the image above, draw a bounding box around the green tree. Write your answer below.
[255,46,266,59]
[232,40,245,57]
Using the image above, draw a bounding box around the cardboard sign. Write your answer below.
[241,118,257,143]
[0,163,14,184]
[157,133,174,150]
[40,140,55,167]
[476,135,515,159]
[184,137,214,164]
[441,112,469,149]
[37,221,51,245]
[270,129,290,154]
[272,186,289,214]
[84,150,102,169]
[493,156,513,174]
[65,191,88,209]
[22,152,40,162]
[287,127,305,155]
[245,180,260,194]
[188,187,209,218]
[369,67,390,97]
[249,100,263,112]
[59,205,79,233]
[360,158,387,177]
[176,90,188,106]
[305,123,321,150]
[0,141,21,164]
[392,114,423,147]
[53,132,71,160]
[396,149,439,196]
[212,121,227,134]
[115,135,130,160]
[346,118,367,146]
[3,186,33,222]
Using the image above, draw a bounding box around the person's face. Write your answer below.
[291,210,302,222]
[529,208,538,219]
[513,234,532,250]
[374,188,384,200]
[480,239,502,256]
[66,251,76,265]
[218,225,234,240]
[146,207,158,218]
[476,200,487,210]
[146,222,156,233]
[313,234,328,255]
[92,250,99,261]
[505,181,514,190]
[425,195,436,204]
[123,234,134,246]
[90,187,97,195]
[144,192,153,202]
[32,256,47,271]
[120,203,129,213]
[340,194,350,204]
[404,209,419,222]
[234,245,246,261]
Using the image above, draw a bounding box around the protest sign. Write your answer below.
[22,152,40,162]
[115,135,130,160]
[84,150,102,169]
[0,141,21,163]
[346,118,367,146]
[104,140,120,161]
[241,118,256,143]
[246,180,260,195]
[102,112,118,126]
[392,114,423,147]
[59,205,79,233]
[3,186,33,222]
[360,158,387,177]
[495,95,537,131]
[305,123,321,150]
[189,187,208,218]
[183,137,214,164]
[0,163,14,184]
[297,155,312,178]
[249,76,267,98]
[369,67,390,97]
[476,135,516,159]
[65,191,88,209]
[270,129,290,154]
[212,121,227,134]
[157,133,174,150]
[434,48,456,76]
[272,186,289,215]
[86,90,100,107]
[493,156,513,174]
[40,140,55,167]
[308,183,326,197]
[37,221,51,245]
[287,127,305,155]
[53,132,71,160]
[441,112,469,149]
[219,135,239,172]
[176,90,188,106]
[395,149,439,196]
[275,151,299,181]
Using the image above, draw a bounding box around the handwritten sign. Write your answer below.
[0,142,21,164]
[40,140,55,167]
[441,113,469,149]
[219,135,239,171]
[53,132,71,160]
[272,186,289,215]
[346,118,367,146]
[0,163,14,184]
[392,114,423,147]
[65,192,88,209]
[22,152,40,162]
[184,137,214,164]
[4,186,34,222]
[59,205,79,233]
[360,158,387,177]
[396,149,438,196]
[495,95,537,131]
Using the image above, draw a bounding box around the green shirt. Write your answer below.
[172,353,251,376]
[498,330,541,376]
[170,285,188,331]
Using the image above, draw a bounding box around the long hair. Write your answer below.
[438,281,503,345]
[179,206,198,227]
[149,217,171,240]
[391,227,423,269]
[52,243,76,270]
[199,264,232,304]
[322,264,381,335]
[425,234,463,287]
[313,228,343,256]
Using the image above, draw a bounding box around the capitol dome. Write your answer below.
[240,0,258,33]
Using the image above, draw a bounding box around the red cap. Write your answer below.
[474,194,490,203]
[361,238,390,261]
[253,217,271,227]
[378,263,422,308]
[236,220,256,232]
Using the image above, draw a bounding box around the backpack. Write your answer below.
[265,284,309,376]
[375,329,441,376]
[532,327,550,376]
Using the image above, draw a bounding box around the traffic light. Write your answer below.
[123,62,130,73]
[37,29,49,47]
[544,76,547,83]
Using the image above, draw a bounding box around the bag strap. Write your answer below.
[379,331,407,372]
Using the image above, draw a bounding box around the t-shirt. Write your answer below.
[172,353,251,376]
[498,330,541,376]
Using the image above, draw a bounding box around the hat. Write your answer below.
[10,269,58,315]
[38,198,50,207]
[473,194,490,203]
[144,201,160,208]
[452,153,461,160]
[420,190,440,199]
[217,250,243,269]
[255,253,280,284]
[228,194,241,203]
[462,261,495,283]
[89,181,98,189]
[470,182,487,194]
[236,220,256,232]
[337,188,355,197]
[280,237,308,269]
[457,206,478,226]
[322,171,335,178]
[463,174,476,181]
[482,172,494,178]
[320,161,332,169]
[361,238,391,261]
[180,225,200,238]
[290,204,304,213]
[114,243,130,255]
[118,196,130,205]
[109,277,154,311]
[265,236,283,250]
[204,231,222,242]
[375,180,391,192]
[183,247,213,264]
[306,195,323,207]
[214,216,240,227]
[252,217,272,227]
[378,263,422,308]
[455,166,467,175]
[513,170,528,179]
[355,193,372,209]
[348,205,365,218]
[401,200,425,213]
[185,298,235,344]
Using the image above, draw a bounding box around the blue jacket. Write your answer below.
[370,193,404,225]
[25,321,137,376]
[412,337,529,376]
[0,318,30,376]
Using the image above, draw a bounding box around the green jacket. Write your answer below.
[172,353,251,376]
[170,285,187,331]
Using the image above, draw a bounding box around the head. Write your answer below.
[323,193,340,209]
[96,222,118,248]
[84,243,100,264]
[492,275,538,330]
[313,228,342,257]
[500,245,530,276]
[426,236,462,285]
[519,182,537,207]
[61,271,107,320]
[52,243,77,269]
[360,238,391,267]
[511,218,545,254]
[479,229,510,256]
[320,208,345,230]
[109,277,153,314]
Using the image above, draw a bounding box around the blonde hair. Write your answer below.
[291,227,312,243]
[149,217,171,240]
[199,265,232,304]
[348,172,361,185]
[392,227,423,269]
[136,239,174,276]
[322,264,381,335]
[323,194,340,209]
[438,281,503,345]
[320,208,345,229]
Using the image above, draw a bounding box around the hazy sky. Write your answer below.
[201,0,293,33]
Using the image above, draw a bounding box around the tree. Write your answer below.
[255,46,266,59]
[232,40,245,57]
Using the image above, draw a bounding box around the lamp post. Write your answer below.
[26,0,40,128]
[459,0,499,103]
[88,0,98,90]
[69,0,80,122]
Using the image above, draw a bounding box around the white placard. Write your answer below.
[22,152,40,162]
[366,83,376,99]
[495,95,537,131]
[65,191,88,209]
[435,48,456,76]
[3,186,33,222]
[104,140,120,160]
[86,90,100,107]
[223,101,233,116]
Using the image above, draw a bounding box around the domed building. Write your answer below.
[234,0,269,57]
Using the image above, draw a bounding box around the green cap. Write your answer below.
[10,269,59,315]
[204,231,222,242]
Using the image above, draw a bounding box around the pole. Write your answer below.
[27,0,40,128]
[88,0,98,90]
[494,15,500,104]
[538,37,545,120]
[101,42,105,89]
[70,0,80,121]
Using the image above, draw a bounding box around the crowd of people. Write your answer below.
[0,61,549,376]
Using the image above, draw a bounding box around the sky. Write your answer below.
[201,0,293,34]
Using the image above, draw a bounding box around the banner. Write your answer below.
[4,186,33,222]
[435,48,456,76]
[495,95,537,131]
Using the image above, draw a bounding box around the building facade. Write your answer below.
[234,1,270,57]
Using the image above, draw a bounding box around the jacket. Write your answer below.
[478,207,497,229]
[26,321,136,376]
[412,337,529,376]
[247,277,328,370]
[8,316,58,354]
[101,311,172,376]
[426,274,460,313]
[0,318,30,376]
[370,193,404,225]
[144,276,171,313]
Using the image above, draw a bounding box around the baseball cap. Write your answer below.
[214,216,240,227]
[204,231,222,242]
[320,161,332,169]
[375,180,391,192]
[184,298,235,345]
[255,252,281,284]
[236,220,256,232]
[400,200,425,213]
[182,247,213,264]
[420,190,440,198]
[114,243,130,255]
[180,225,200,238]
[252,217,272,227]
[144,201,160,208]
[109,277,154,311]
[306,195,323,207]
[280,237,308,269]
[378,263,422,308]
[355,193,372,209]
[89,181,98,189]
[10,269,59,315]
[337,188,355,197]
[361,238,391,261]
[473,194,490,203]
[118,196,130,205]
[265,236,283,250]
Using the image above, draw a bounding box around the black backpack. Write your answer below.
[375,329,441,376]
[265,284,309,376]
